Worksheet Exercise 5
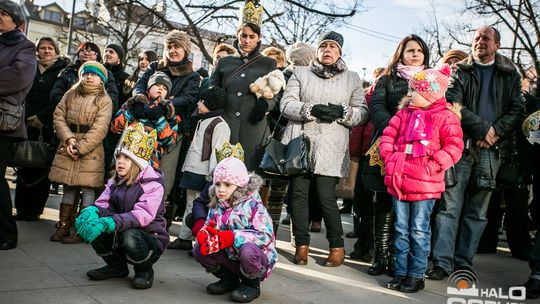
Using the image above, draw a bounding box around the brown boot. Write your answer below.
[324,247,345,267]
[50,203,72,242]
[293,245,309,265]
[62,202,83,244]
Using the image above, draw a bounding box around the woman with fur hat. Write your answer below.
[75,122,168,290]
[48,61,113,243]
[280,30,369,267]
[132,29,200,198]
[14,37,69,222]
[193,157,276,303]
[379,65,464,292]
[0,0,37,250]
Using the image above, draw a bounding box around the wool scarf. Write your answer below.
[405,107,433,158]
[37,56,58,74]
[310,58,347,79]
[396,63,424,81]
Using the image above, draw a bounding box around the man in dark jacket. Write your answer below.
[104,43,130,105]
[0,0,37,250]
[428,26,526,280]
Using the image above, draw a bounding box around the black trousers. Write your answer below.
[0,136,17,242]
[289,174,342,248]
[351,156,375,251]
[478,187,532,258]
[92,228,161,272]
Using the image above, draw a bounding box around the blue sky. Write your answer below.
[35,0,466,80]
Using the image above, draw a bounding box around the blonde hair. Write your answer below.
[213,43,237,59]
[262,46,285,67]
[112,154,142,186]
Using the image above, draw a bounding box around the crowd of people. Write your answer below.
[1,0,540,302]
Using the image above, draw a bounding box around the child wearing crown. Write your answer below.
[379,65,464,293]
[110,71,179,169]
[75,123,169,290]
[49,61,113,243]
[168,87,231,250]
[193,157,276,303]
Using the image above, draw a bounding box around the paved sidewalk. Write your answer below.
[1,173,536,304]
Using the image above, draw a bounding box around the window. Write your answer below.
[74,17,86,28]
[200,58,209,71]
[151,42,163,58]
[43,10,62,23]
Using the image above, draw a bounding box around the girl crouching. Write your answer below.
[75,123,169,289]
[193,157,277,303]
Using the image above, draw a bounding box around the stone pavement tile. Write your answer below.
[0,287,99,304]
[0,266,72,292]
[0,247,42,270]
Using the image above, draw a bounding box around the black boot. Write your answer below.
[207,267,240,295]
[368,207,393,276]
[230,277,261,303]
[132,268,154,289]
[87,264,129,280]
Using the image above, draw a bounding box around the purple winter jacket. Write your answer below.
[94,166,169,252]
[0,29,37,139]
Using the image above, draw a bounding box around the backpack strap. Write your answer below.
[201,117,225,161]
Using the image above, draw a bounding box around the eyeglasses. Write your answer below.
[80,49,97,55]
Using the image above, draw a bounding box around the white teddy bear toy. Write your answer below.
[249,69,286,100]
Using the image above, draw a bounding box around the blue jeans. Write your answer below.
[432,149,501,273]
[393,198,435,279]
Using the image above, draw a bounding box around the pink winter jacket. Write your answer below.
[379,100,464,201]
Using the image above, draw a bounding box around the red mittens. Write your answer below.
[196,220,235,255]
[192,219,205,237]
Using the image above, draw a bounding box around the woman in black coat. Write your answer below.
[367,34,430,276]
[0,1,37,250]
[14,37,68,221]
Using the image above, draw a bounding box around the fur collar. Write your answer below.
[157,59,193,77]
[398,97,462,120]
[456,53,518,74]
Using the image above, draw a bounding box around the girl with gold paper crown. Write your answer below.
[75,123,169,290]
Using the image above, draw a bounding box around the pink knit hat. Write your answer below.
[409,64,451,103]
[213,157,249,187]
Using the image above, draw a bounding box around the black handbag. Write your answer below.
[259,109,310,176]
[362,135,386,192]
[9,130,50,169]
[0,96,23,132]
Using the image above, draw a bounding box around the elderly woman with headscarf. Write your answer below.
[280,31,369,267]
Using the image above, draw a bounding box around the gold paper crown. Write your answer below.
[241,1,263,27]
[216,142,245,163]
[118,123,157,162]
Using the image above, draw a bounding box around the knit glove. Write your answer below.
[191,218,205,237]
[196,220,219,256]
[77,217,116,244]
[75,206,99,232]
[311,104,343,122]
[248,98,269,125]
[326,104,344,119]
[205,226,235,250]
[130,102,147,119]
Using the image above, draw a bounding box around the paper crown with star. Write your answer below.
[240,0,263,28]
[115,123,157,169]
[216,142,245,163]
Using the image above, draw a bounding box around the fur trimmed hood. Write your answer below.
[208,173,264,208]
[398,97,462,120]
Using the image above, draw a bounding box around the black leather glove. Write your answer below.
[130,102,146,119]
[145,103,167,121]
[248,98,269,125]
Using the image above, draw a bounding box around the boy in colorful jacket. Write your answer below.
[379,65,464,293]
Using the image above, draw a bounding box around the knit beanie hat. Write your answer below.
[164,30,191,55]
[409,64,451,103]
[78,42,102,62]
[147,71,172,94]
[442,49,467,65]
[105,43,126,63]
[317,31,344,54]
[286,42,316,67]
[200,87,226,111]
[213,157,249,188]
[0,0,25,27]
[79,61,108,85]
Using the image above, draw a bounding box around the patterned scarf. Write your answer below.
[396,63,424,81]
[405,107,433,158]
[310,58,347,79]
